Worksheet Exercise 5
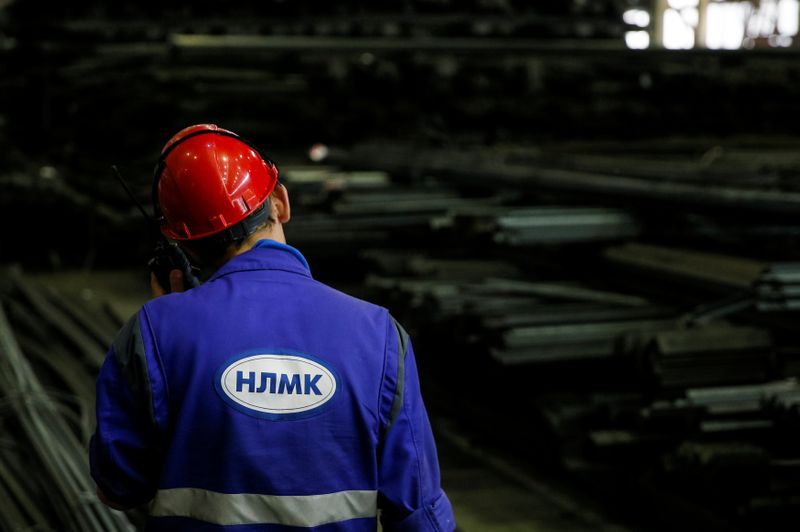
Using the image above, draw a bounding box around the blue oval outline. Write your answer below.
[221,356,335,412]
[213,348,340,421]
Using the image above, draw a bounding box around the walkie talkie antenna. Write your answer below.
[111,165,154,225]
[110,164,201,291]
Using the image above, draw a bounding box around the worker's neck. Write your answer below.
[234,225,286,258]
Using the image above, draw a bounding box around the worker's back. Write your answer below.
[91,241,455,531]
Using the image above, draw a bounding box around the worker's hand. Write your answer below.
[97,488,129,511]
[150,269,185,298]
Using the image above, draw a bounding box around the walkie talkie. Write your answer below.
[111,166,200,292]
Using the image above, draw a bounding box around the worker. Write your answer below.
[89,124,455,531]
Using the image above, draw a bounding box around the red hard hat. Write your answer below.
[154,124,279,241]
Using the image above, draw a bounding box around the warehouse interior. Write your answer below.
[2,0,800,530]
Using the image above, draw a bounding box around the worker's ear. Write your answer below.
[271,183,291,223]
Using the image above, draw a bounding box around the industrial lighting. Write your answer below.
[668,0,699,9]
[623,9,651,28]
[625,31,650,49]
[630,0,799,49]
[704,0,798,49]
[778,0,800,35]
[769,34,794,46]
[706,2,747,49]
[663,7,696,49]
[309,143,329,162]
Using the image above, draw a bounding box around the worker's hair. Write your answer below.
[182,196,276,271]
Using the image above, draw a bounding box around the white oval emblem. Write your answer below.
[214,353,339,420]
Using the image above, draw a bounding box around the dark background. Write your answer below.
[3,0,800,269]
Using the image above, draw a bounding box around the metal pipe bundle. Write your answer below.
[288,146,800,528]
[0,271,133,531]
[755,263,800,312]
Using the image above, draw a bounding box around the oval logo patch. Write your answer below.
[214,353,339,420]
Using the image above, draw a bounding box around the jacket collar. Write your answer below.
[207,240,312,282]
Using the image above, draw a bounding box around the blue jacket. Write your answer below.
[90,240,455,531]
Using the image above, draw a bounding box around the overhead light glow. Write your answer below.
[769,34,794,46]
[778,0,800,35]
[623,9,651,28]
[668,0,698,9]
[309,143,329,162]
[706,2,747,49]
[663,8,696,49]
[625,31,650,49]
[653,0,798,49]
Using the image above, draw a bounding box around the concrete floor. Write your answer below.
[28,269,630,531]
[435,422,628,532]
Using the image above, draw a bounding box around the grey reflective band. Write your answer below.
[150,488,378,527]
[387,316,409,432]
[112,313,156,426]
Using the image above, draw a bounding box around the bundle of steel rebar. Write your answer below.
[0,271,132,531]
[286,152,800,528]
[640,324,774,389]
[441,205,641,246]
[755,263,800,312]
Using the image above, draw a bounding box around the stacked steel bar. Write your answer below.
[0,269,132,531]
[755,263,800,312]
[493,207,640,246]
[439,205,641,245]
[641,325,773,389]
[286,141,800,528]
[325,142,800,217]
